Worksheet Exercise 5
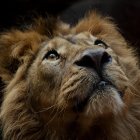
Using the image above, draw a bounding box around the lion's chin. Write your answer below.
[71,85,125,119]
[86,90,124,117]
[57,81,125,119]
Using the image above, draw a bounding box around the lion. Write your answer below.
[0,12,140,140]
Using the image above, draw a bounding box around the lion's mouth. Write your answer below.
[72,80,123,112]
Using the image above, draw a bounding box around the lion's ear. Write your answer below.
[0,29,47,84]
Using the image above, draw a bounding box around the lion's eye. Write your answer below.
[94,39,108,49]
[44,50,60,60]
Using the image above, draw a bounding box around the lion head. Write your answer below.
[1,12,140,140]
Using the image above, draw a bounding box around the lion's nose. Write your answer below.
[75,48,112,71]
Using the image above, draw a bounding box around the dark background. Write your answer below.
[0,0,140,52]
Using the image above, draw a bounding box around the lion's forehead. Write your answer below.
[41,32,100,55]
[64,32,97,42]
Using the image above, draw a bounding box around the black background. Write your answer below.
[0,0,140,53]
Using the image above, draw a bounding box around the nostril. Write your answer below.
[101,51,112,64]
[74,49,112,71]
[75,55,94,68]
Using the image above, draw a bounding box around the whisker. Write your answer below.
[46,106,60,125]
[127,82,140,97]
[34,104,57,113]
[57,107,66,126]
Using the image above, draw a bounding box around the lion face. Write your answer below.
[2,12,140,140]
[27,32,130,125]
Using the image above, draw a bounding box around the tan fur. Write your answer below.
[0,12,140,140]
